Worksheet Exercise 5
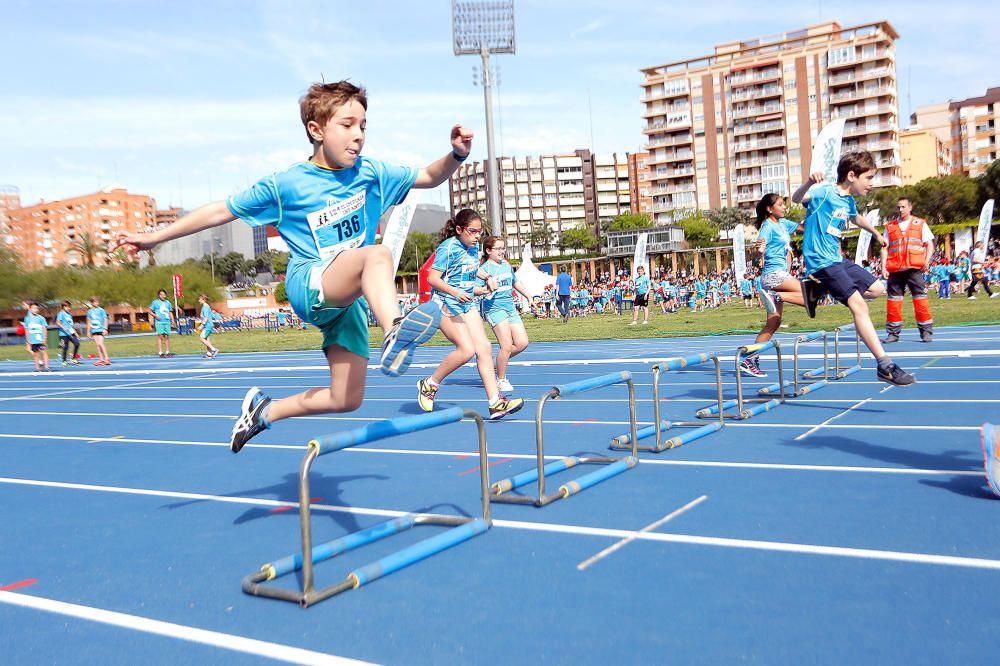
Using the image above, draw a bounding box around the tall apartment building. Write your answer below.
[4,188,156,268]
[0,185,21,248]
[626,153,655,215]
[640,20,902,221]
[449,149,634,256]
[949,88,999,177]
[899,126,951,184]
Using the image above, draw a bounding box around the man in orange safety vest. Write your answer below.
[879,197,935,343]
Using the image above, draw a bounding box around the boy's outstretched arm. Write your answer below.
[112,201,235,254]
[853,213,887,247]
[413,124,475,188]
[791,171,825,204]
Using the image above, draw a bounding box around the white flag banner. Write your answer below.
[955,227,974,256]
[977,199,995,245]
[732,224,747,280]
[632,231,649,276]
[855,210,879,264]
[808,118,847,192]
[513,242,555,299]
[379,190,421,275]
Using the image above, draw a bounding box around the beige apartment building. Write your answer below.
[449,149,634,256]
[899,127,951,184]
[640,20,902,221]
[0,185,21,249]
[913,88,999,177]
[4,188,156,268]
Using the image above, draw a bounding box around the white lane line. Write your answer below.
[4,476,1000,572]
[0,434,984,477]
[0,372,237,403]
[0,591,373,665]
[577,495,708,570]
[795,396,876,441]
[0,347,997,378]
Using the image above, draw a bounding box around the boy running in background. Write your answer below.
[86,297,111,366]
[114,80,471,452]
[198,294,219,358]
[56,300,81,366]
[791,151,914,386]
[149,289,175,357]
[23,302,51,372]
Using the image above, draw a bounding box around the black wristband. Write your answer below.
[452,150,469,162]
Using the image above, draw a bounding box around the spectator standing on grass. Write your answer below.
[555,267,572,322]
[86,296,112,366]
[967,241,997,299]
[879,196,936,343]
[23,301,51,372]
[149,289,175,357]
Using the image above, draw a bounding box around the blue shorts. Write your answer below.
[809,259,877,304]
[155,321,171,336]
[485,308,522,327]
[200,325,214,339]
[284,257,371,359]
[434,292,475,317]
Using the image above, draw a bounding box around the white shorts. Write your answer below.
[762,270,795,290]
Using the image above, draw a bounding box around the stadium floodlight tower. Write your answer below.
[451,0,515,240]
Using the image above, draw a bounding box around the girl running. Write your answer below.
[740,193,807,378]
[478,235,531,392]
[197,294,220,358]
[417,210,524,419]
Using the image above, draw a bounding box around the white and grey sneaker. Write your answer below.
[380,301,442,377]
[230,386,271,453]
[497,377,514,392]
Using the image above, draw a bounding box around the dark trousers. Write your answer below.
[886,269,932,336]
[556,295,571,317]
[60,335,80,361]
[967,273,994,297]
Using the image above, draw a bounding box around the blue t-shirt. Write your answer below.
[803,184,857,275]
[694,280,707,296]
[57,311,74,337]
[556,272,572,296]
[634,275,649,295]
[24,313,46,345]
[740,278,753,295]
[753,276,762,292]
[226,158,416,322]
[150,299,173,322]
[478,259,516,312]
[432,236,480,312]
[87,307,108,334]
[200,303,213,328]
[758,218,799,276]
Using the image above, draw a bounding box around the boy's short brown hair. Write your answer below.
[299,81,368,145]
[837,151,876,184]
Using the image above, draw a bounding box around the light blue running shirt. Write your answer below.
[87,307,108,334]
[226,159,416,325]
[24,313,46,345]
[432,236,481,315]
[57,310,74,337]
[150,298,172,322]
[200,303,213,332]
[478,259,516,313]
[758,218,800,275]
[802,184,857,275]
[634,275,650,295]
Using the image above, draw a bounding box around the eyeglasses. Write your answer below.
[464,227,484,236]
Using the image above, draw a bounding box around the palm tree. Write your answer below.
[67,231,107,267]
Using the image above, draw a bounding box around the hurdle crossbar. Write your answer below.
[811,323,862,379]
[490,371,638,507]
[696,339,786,420]
[242,406,491,607]
[610,352,725,452]
[758,330,830,397]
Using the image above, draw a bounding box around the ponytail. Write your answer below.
[755,193,782,229]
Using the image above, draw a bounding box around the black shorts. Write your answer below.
[30,343,47,352]
[634,293,649,307]
[810,260,877,304]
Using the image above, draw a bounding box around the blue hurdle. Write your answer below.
[696,339,786,420]
[808,323,862,379]
[610,352,726,452]
[490,371,638,507]
[242,406,492,607]
[758,330,830,397]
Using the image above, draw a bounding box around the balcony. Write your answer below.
[650,182,697,195]
[731,85,782,102]
[732,136,787,152]
[844,121,897,137]
[732,119,785,136]
[831,103,896,119]
[641,82,690,103]
[644,114,693,133]
[647,150,694,167]
[731,104,784,120]
[729,69,781,88]
[644,135,694,150]
[643,103,690,119]
[827,47,892,70]
[735,189,763,202]
[733,155,786,169]
[829,86,896,104]
[872,175,903,187]
[829,66,893,86]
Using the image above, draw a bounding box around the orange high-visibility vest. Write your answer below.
[885,216,929,273]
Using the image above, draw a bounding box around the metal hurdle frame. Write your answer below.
[812,323,862,379]
[609,352,726,452]
[695,339,786,420]
[242,406,492,608]
[757,330,830,397]
[490,371,639,507]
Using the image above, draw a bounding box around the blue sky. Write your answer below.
[2,0,997,210]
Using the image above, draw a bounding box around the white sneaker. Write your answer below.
[628,321,637,326]
[992,293,999,298]
[641,321,649,325]
[968,296,977,300]
[497,377,514,392]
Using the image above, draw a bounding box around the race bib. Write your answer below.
[308,191,366,261]
[826,223,843,238]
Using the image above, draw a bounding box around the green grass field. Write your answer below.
[4,293,999,362]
